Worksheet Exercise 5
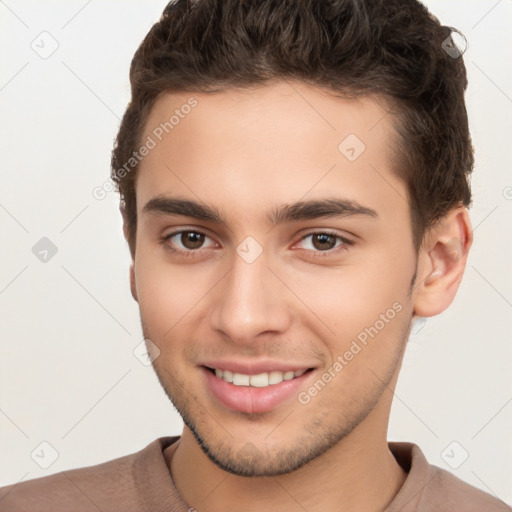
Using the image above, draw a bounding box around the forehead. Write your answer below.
[135,80,407,225]
[141,81,395,157]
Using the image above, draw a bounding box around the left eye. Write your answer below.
[296,232,348,252]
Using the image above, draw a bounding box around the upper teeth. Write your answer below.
[214,368,307,387]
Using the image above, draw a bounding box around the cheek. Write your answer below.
[295,265,407,320]
[283,253,413,356]
[134,250,211,340]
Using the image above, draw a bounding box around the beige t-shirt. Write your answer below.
[0,436,510,511]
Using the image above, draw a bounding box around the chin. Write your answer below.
[183,411,357,477]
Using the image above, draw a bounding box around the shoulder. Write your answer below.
[424,464,511,511]
[0,437,178,512]
[388,441,511,512]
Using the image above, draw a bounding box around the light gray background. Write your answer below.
[1,0,511,504]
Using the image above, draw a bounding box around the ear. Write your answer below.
[120,202,138,303]
[129,262,138,303]
[413,206,473,317]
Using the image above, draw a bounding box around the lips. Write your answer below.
[201,364,314,414]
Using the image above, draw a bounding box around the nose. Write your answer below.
[209,250,292,345]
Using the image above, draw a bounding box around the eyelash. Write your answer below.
[160,229,353,259]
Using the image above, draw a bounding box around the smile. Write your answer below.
[206,367,308,387]
[202,365,315,414]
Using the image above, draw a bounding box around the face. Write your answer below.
[131,81,417,476]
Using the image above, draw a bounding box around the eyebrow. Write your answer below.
[142,195,378,226]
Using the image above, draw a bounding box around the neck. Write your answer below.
[166,391,407,512]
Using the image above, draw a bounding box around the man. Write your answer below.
[1,0,510,510]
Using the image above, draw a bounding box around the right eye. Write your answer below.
[161,229,218,256]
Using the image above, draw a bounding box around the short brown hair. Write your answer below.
[112,0,473,257]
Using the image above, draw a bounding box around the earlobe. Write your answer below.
[413,207,472,317]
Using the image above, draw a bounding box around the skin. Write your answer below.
[126,80,472,512]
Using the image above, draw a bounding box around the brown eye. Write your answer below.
[311,233,338,251]
[294,231,351,258]
[180,231,205,249]
[162,230,215,255]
